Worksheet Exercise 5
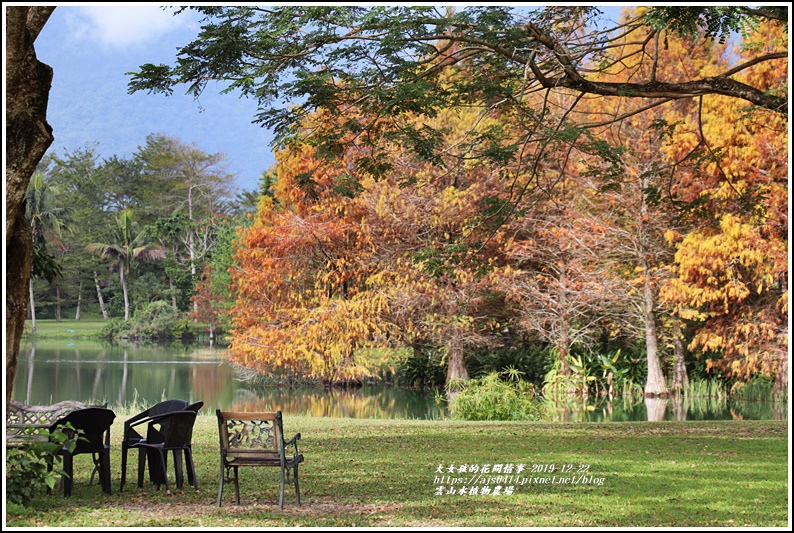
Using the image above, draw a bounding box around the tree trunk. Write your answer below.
[445,329,469,397]
[169,276,178,311]
[188,185,199,318]
[75,282,82,320]
[55,284,62,322]
[670,319,689,394]
[28,277,37,335]
[643,276,669,397]
[7,222,34,407]
[772,350,787,398]
[556,265,572,376]
[5,5,56,408]
[120,259,130,320]
[94,270,108,319]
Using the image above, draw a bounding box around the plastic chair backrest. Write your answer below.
[51,407,116,453]
[149,399,189,418]
[151,410,197,449]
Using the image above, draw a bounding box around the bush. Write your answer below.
[99,317,127,340]
[394,343,446,388]
[100,301,201,341]
[467,344,552,386]
[448,369,545,421]
[6,425,78,506]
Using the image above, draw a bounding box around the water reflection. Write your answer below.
[545,393,785,422]
[645,396,668,422]
[13,340,442,419]
[13,340,785,421]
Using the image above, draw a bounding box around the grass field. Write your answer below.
[23,319,107,339]
[4,416,789,528]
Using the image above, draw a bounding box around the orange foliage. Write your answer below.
[227,106,514,383]
[658,21,788,383]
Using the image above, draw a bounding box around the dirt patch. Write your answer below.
[114,499,404,520]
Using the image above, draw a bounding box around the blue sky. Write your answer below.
[33,5,275,193]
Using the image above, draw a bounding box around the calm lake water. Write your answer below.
[13,340,786,421]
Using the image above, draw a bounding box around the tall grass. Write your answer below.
[448,370,545,421]
[731,377,786,402]
[684,378,727,400]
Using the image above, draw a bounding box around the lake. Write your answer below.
[12,340,786,421]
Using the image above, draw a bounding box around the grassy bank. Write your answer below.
[22,319,107,339]
[5,417,789,527]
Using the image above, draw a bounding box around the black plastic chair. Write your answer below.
[48,407,116,497]
[166,401,204,488]
[132,410,199,494]
[120,399,188,491]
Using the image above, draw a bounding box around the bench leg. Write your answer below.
[233,466,241,505]
[217,462,225,507]
[294,464,301,506]
[279,467,285,510]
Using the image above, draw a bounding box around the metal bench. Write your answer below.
[216,410,304,509]
[6,400,102,447]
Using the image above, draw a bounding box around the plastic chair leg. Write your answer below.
[120,446,129,491]
[62,453,74,497]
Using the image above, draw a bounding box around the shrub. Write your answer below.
[99,317,127,340]
[394,343,446,388]
[6,425,78,506]
[100,301,201,341]
[467,344,552,386]
[448,369,545,421]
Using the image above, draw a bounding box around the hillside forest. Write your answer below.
[25,7,787,402]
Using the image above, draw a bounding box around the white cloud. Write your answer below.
[65,5,197,50]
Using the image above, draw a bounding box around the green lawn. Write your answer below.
[23,319,107,339]
[5,416,789,527]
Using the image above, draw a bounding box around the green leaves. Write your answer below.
[6,425,79,506]
[127,7,541,167]
[643,7,767,44]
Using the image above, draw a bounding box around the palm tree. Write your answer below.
[86,209,166,320]
[25,172,73,332]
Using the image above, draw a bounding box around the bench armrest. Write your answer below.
[284,432,301,454]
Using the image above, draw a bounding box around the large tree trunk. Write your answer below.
[28,277,37,334]
[670,319,689,394]
[556,265,573,376]
[5,6,56,408]
[445,329,469,398]
[643,276,669,397]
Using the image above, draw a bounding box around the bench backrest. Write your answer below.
[216,410,285,461]
[7,400,106,428]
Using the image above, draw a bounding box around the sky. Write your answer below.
[28,4,277,194]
